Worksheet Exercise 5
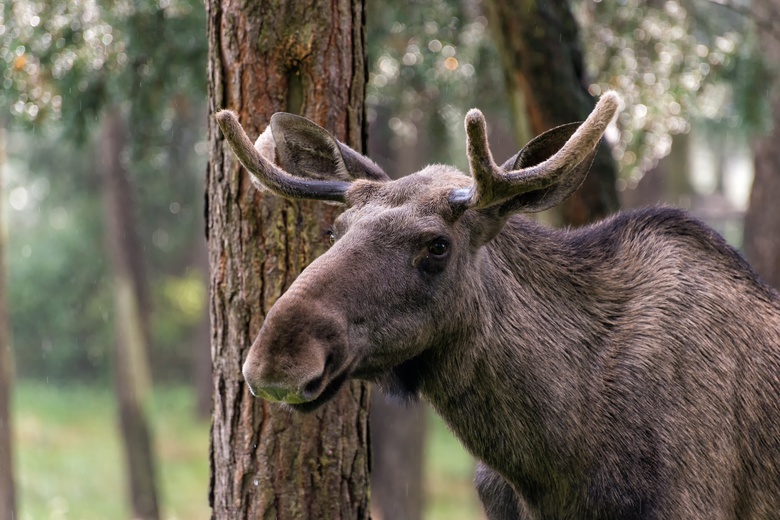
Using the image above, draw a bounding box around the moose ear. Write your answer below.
[492,122,598,215]
[269,113,390,183]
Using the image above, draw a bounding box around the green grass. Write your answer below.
[12,382,481,519]
[13,383,210,520]
[424,412,482,520]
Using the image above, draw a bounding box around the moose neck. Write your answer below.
[418,215,618,501]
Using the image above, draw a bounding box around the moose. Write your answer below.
[215,92,780,519]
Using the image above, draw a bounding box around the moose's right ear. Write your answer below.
[491,122,597,214]
[270,113,390,183]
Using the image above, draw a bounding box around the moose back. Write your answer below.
[216,92,780,519]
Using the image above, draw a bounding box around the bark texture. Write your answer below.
[0,126,15,520]
[100,107,160,520]
[206,1,371,518]
[484,0,620,225]
[744,0,780,289]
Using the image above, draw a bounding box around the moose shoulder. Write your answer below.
[215,93,780,519]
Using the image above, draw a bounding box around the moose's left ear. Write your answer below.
[270,113,390,183]
[494,122,597,215]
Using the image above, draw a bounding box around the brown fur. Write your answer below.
[219,95,780,519]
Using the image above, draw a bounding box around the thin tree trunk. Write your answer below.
[369,398,425,520]
[206,1,371,518]
[100,106,160,520]
[744,0,780,288]
[484,0,620,225]
[0,125,16,520]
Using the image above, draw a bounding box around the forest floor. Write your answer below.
[12,382,481,520]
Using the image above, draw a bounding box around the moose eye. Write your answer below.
[428,238,449,257]
[324,228,336,245]
[419,237,450,275]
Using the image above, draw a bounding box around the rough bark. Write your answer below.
[484,0,620,225]
[100,107,160,520]
[206,1,371,518]
[744,0,780,289]
[0,125,16,520]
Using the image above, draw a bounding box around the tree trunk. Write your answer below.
[100,106,160,520]
[369,398,425,520]
[484,0,620,226]
[0,125,16,520]
[205,1,371,518]
[744,0,780,289]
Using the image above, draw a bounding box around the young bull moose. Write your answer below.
[215,92,780,519]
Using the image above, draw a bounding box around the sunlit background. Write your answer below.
[0,0,773,518]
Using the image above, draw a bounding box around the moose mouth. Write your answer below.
[287,369,352,413]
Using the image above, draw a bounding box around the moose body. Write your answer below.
[215,93,780,519]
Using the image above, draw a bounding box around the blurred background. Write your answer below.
[0,0,777,518]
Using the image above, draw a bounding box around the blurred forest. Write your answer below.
[0,0,777,519]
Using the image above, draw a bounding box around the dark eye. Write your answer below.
[428,238,449,257]
[324,228,336,245]
[419,237,450,275]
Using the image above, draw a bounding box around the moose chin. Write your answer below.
[216,92,780,520]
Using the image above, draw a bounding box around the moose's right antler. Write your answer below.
[215,110,351,203]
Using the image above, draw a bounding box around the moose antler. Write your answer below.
[215,110,351,202]
[452,91,622,210]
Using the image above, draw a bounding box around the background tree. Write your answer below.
[0,123,15,520]
[744,0,780,288]
[484,0,620,225]
[205,0,371,517]
[100,105,159,520]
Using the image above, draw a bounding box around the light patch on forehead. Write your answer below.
[336,169,471,238]
[346,166,471,212]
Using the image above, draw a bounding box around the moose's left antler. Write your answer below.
[452,91,621,210]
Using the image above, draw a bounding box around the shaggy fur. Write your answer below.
[218,94,780,519]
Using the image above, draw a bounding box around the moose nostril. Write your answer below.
[301,373,324,400]
[300,353,334,399]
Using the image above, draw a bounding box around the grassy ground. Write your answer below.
[14,383,210,520]
[12,382,480,519]
[424,413,483,520]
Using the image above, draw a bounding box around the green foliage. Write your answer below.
[1,0,206,136]
[575,0,767,182]
[1,0,208,383]
[6,126,113,381]
[367,0,509,171]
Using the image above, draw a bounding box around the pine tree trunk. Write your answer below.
[205,1,371,518]
[100,106,160,520]
[744,0,780,289]
[0,125,16,520]
[484,0,620,225]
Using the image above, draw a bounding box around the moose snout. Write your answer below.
[242,297,349,406]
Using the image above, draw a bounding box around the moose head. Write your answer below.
[215,92,620,411]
